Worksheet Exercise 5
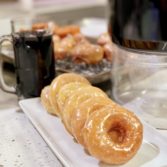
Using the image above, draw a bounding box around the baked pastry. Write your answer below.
[40,73,143,165]
[97,33,111,46]
[97,33,112,62]
[61,85,107,134]
[57,82,89,115]
[40,86,55,115]
[49,73,90,116]
[83,105,143,164]
[32,22,58,33]
[71,96,114,146]
[70,41,104,64]
[53,35,76,60]
[32,22,48,31]
[103,43,113,62]
[54,25,80,38]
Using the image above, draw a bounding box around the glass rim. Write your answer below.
[114,43,167,56]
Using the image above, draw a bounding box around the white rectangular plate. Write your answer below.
[19,98,167,167]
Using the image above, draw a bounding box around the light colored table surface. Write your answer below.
[0,106,63,167]
[0,72,63,167]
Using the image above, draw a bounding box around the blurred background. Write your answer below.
[0,0,108,35]
[0,0,111,102]
[0,0,107,20]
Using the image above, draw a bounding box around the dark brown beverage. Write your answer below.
[12,30,55,98]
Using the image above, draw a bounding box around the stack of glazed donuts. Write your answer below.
[40,73,143,165]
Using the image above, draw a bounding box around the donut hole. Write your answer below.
[108,123,126,144]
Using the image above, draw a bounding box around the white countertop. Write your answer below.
[0,88,63,167]
[0,107,63,167]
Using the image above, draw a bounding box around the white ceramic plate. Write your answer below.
[19,98,167,167]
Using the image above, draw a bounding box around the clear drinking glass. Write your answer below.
[111,44,167,129]
[0,17,55,99]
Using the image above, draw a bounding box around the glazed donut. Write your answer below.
[71,96,114,146]
[54,35,76,60]
[40,86,55,115]
[83,105,143,165]
[62,86,107,134]
[49,73,90,116]
[70,41,104,64]
[57,82,88,116]
[40,73,143,165]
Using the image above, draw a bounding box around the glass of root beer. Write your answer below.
[0,17,55,99]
